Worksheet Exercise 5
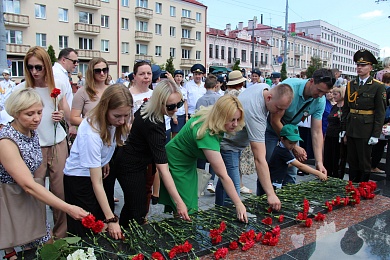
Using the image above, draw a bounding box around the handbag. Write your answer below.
[197,168,211,197]
[0,178,47,249]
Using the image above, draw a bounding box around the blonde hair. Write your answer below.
[5,88,43,117]
[85,57,110,101]
[141,79,182,123]
[23,46,56,94]
[191,94,245,139]
[332,86,346,99]
[88,84,133,146]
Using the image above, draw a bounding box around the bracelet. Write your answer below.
[103,214,119,224]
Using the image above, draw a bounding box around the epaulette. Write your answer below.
[373,78,385,84]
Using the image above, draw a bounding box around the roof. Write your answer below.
[207,27,269,46]
[182,0,207,7]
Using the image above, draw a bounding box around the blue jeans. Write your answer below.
[215,150,241,206]
[265,128,297,185]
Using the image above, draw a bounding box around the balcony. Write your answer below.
[259,61,267,67]
[135,7,153,19]
[74,0,101,9]
[3,13,29,27]
[180,38,195,47]
[294,50,303,56]
[180,59,196,67]
[76,49,101,59]
[135,54,152,61]
[280,47,290,54]
[74,23,100,35]
[135,31,153,41]
[181,17,196,28]
[6,44,30,54]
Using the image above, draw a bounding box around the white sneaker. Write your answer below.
[207,183,215,193]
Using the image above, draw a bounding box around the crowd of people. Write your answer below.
[0,46,389,259]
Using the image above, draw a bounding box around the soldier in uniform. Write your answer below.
[340,49,387,182]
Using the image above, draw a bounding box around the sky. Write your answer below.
[200,0,390,59]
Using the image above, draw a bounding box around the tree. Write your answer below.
[305,57,323,78]
[47,45,57,65]
[232,59,240,71]
[281,63,287,81]
[165,56,175,75]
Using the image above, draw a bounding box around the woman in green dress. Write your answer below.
[159,95,248,223]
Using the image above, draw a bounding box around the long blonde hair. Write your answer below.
[88,84,133,146]
[191,95,245,139]
[85,57,110,101]
[23,46,56,94]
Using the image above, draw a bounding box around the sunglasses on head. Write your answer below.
[135,59,151,64]
[64,57,80,65]
[94,67,109,74]
[166,100,184,111]
[27,64,44,72]
[317,76,336,86]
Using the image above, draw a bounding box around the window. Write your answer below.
[196,12,201,22]
[215,45,219,59]
[11,60,24,77]
[155,24,162,35]
[221,46,225,60]
[155,46,162,56]
[122,42,129,54]
[137,0,148,8]
[78,63,88,77]
[170,48,176,58]
[196,51,201,60]
[3,0,20,14]
[36,33,46,47]
[170,26,176,37]
[121,18,129,29]
[79,37,93,50]
[182,49,190,59]
[228,47,232,63]
[79,11,93,24]
[122,0,129,7]
[209,44,213,58]
[182,9,191,18]
[58,8,68,22]
[234,48,237,59]
[137,21,148,32]
[155,2,162,14]
[170,6,176,17]
[241,50,246,62]
[121,66,130,73]
[196,31,201,41]
[136,44,148,55]
[6,30,22,44]
[101,0,109,2]
[182,29,190,39]
[35,4,46,19]
[59,35,68,49]
[101,40,109,52]
[101,15,109,28]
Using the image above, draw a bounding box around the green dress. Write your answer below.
[159,117,222,214]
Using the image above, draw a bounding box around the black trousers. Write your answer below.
[371,139,387,169]
[347,137,372,182]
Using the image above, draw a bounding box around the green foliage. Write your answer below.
[47,45,57,65]
[372,57,383,77]
[281,63,287,81]
[165,56,175,75]
[232,59,241,71]
[306,57,323,78]
[39,237,81,259]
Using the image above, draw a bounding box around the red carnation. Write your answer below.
[314,212,326,221]
[143,97,149,102]
[182,240,192,252]
[261,217,273,225]
[81,214,96,229]
[305,218,313,227]
[218,221,226,232]
[255,232,263,242]
[278,215,285,223]
[214,247,228,260]
[272,225,281,237]
[229,241,239,250]
[50,88,61,98]
[151,252,164,260]
[242,240,255,251]
[268,236,279,246]
[92,220,104,233]
[212,235,222,245]
[132,254,144,260]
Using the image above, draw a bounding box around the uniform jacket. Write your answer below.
[341,76,386,138]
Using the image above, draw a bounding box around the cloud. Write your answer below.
[380,47,390,59]
[359,10,383,19]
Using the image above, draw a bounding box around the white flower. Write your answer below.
[67,248,96,260]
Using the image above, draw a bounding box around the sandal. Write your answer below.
[240,186,253,194]
[3,250,17,259]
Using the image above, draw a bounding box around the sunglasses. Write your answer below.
[317,76,336,86]
[64,57,80,65]
[94,67,109,74]
[166,100,184,111]
[135,59,151,64]
[27,64,44,72]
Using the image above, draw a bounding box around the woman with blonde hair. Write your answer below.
[15,46,71,238]
[159,94,248,223]
[0,88,87,260]
[64,84,132,238]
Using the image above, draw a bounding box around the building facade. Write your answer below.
[294,20,380,77]
[3,0,206,82]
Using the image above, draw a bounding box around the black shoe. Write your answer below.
[151,195,159,205]
[297,171,305,176]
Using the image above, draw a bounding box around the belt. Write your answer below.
[350,109,374,115]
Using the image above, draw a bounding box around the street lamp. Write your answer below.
[252,16,257,71]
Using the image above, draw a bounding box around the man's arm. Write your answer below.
[310,118,327,174]
[250,141,281,211]
[269,112,285,136]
